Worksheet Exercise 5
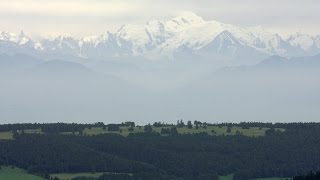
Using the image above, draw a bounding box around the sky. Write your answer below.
[0,0,319,39]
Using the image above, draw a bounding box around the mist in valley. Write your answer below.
[1,54,319,124]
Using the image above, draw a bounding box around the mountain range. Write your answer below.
[1,12,320,66]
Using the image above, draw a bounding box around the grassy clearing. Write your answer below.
[218,174,291,180]
[0,131,13,140]
[0,166,44,180]
[50,172,104,180]
[0,125,285,139]
[81,125,284,137]
[60,132,80,135]
[51,172,132,180]
[0,128,44,140]
[253,178,292,180]
[84,127,108,135]
[219,174,234,180]
[119,126,144,136]
[176,126,270,137]
[24,128,43,134]
[131,126,279,137]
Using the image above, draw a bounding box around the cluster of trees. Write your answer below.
[0,122,138,134]
[293,171,320,180]
[176,120,185,128]
[0,123,44,132]
[153,122,164,127]
[264,127,283,136]
[107,124,120,131]
[106,122,136,132]
[160,127,178,136]
[41,123,86,134]
[0,123,102,134]
[120,122,135,127]
[176,120,208,129]
[193,121,207,129]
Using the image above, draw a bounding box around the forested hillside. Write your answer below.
[0,122,320,180]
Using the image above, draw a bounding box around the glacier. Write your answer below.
[0,12,320,66]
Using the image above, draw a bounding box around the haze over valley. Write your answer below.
[0,12,319,124]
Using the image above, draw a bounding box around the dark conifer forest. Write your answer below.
[0,122,320,179]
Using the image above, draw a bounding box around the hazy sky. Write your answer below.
[0,0,319,38]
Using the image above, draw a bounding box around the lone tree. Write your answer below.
[128,126,134,133]
[227,126,232,133]
[194,120,202,128]
[170,127,179,136]
[203,122,207,129]
[187,121,193,129]
[144,124,153,133]
[177,119,185,128]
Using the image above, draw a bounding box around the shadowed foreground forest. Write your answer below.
[0,122,320,180]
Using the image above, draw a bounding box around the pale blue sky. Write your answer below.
[0,0,319,38]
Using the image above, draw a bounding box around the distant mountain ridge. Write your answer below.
[1,12,320,65]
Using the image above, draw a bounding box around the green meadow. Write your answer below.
[50,172,104,180]
[0,125,285,141]
[0,166,44,180]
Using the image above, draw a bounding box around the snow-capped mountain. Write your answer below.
[0,12,319,64]
[37,36,80,56]
[0,31,35,55]
[0,31,32,46]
